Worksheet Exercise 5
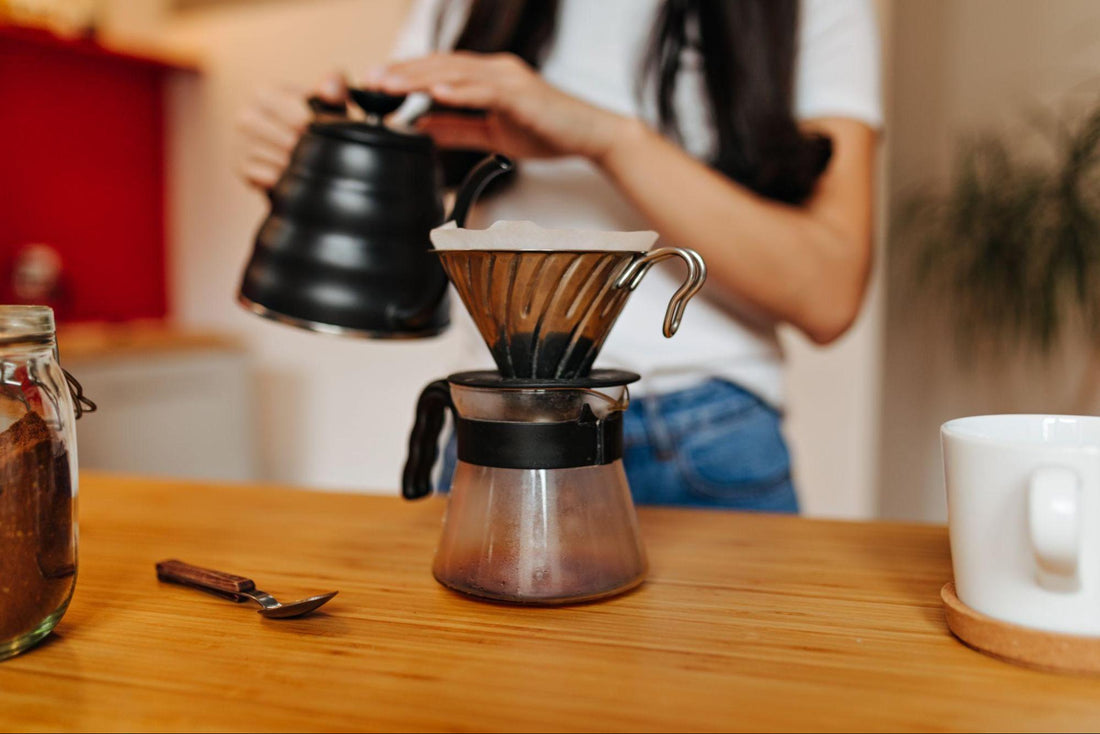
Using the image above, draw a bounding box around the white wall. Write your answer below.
[99,0,891,513]
[878,0,1100,522]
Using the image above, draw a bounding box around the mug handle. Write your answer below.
[613,247,707,337]
[1028,466,1081,592]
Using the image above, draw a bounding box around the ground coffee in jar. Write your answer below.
[0,305,84,661]
[0,411,75,643]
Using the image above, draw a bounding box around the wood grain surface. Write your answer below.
[58,321,244,362]
[1,473,1099,732]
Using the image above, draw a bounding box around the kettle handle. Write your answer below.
[391,154,514,325]
[448,154,515,228]
[402,380,453,500]
[306,95,347,117]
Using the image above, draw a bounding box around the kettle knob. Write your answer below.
[348,88,407,122]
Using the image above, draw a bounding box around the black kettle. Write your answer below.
[238,88,513,338]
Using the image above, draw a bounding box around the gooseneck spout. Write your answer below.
[448,154,515,228]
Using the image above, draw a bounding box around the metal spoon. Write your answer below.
[155,559,337,619]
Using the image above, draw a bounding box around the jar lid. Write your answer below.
[311,88,434,152]
[0,305,55,342]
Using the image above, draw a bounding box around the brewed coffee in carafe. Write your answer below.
[408,374,646,603]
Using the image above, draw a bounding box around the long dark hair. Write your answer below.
[436,0,831,205]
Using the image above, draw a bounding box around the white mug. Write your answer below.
[941,414,1100,636]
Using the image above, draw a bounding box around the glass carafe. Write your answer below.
[414,376,647,604]
[0,306,79,660]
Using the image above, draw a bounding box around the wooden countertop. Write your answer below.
[2,474,1099,732]
[58,321,245,362]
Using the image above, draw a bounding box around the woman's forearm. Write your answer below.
[594,117,876,344]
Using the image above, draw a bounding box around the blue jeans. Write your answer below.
[438,379,798,513]
[622,379,798,512]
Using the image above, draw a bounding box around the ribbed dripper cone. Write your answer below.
[437,250,640,379]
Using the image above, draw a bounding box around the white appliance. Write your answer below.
[63,328,258,481]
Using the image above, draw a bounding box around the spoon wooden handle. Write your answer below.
[156,559,256,602]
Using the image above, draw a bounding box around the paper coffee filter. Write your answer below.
[430,220,659,252]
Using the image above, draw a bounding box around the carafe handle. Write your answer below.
[402,380,453,500]
[614,247,707,337]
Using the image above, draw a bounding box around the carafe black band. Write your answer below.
[455,412,623,470]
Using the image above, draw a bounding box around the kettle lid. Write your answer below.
[311,88,433,152]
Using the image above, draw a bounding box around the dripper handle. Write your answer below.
[402,380,453,500]
[614,248,707,337]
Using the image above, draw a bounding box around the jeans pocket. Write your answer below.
[674,402,791,502]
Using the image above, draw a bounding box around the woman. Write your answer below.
[237,0,881,512]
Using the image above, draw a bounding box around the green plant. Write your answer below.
[894,99,1100,357]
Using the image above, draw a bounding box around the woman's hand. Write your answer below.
[362,53,628,161]
[235,73,347,191]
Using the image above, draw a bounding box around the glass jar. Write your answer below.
[0,306,82,660]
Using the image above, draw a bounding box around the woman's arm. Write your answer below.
[367,52,877,345]
[596,117,876,345]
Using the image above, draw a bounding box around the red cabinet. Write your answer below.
[0,25,197,322]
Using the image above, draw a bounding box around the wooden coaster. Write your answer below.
[941,582,1100,675]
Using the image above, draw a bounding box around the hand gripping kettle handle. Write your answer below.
[402,380,453,499]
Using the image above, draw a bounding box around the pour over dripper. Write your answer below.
[430,221,706,379]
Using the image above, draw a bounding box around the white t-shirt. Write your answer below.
[393,0,882,406]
